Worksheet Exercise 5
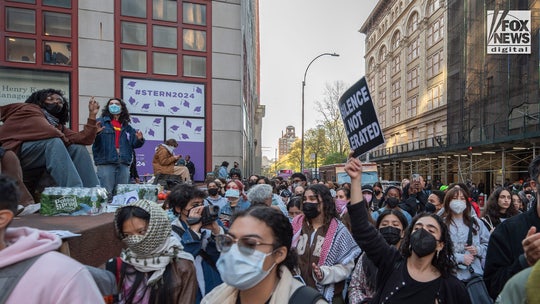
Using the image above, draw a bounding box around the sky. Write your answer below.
[259,0,379,160]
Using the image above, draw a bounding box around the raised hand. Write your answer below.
[88,97,100,119]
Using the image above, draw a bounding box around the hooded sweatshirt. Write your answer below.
[1,227,103,304]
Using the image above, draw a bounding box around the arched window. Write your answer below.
[378,45,387,63]
[391,31,401,50]
[407,11,419,34]
[368,57,376,72]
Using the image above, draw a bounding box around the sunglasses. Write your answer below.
[215,234,274,255]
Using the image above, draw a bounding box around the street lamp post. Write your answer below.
[301,52,339,174]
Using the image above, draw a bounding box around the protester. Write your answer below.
[335,187,350,217]
[219,188,250,228]
[247,184,288,216]
[205,180,228,210]
[185,155,195,181]
[287,196,302,220]
[217,161,229,179]
[512,192,525,213]
[108,199,197,304]
[0,88,100,187]
[428,189,446,214]
[0,174,103,303]
[371,186,412,224]
[229,161,241,180]
[167,184,224,303]
[291,184,361,302]
[484,156,540,299]
[481,187,519,232]
[348,209,408,304]
[371,182,384,210]
[93,97,145,198]
[344,157,470,304]
[441,186,490,281]
[202,206,327,304]
[152,139,191,182]
[290,172,308,188]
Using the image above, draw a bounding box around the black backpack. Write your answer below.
[288,285,326,304]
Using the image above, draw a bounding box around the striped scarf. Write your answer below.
[42,109,60,127]
[292,215,361,301]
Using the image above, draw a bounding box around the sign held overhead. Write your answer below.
[338,77,384,158]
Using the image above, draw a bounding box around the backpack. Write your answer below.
[288,285,326,304]
[0,254,42,303]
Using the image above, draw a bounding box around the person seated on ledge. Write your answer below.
[152,139,191,182]
[0,88,100,188]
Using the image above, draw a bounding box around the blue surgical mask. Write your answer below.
[216,243,275,290]
[109,104,121,114]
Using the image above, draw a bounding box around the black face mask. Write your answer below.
[379,226,402,245]
[409,228,438,258]
[302,202,320,219]
[386,197,400,208]
[44,103,62,115]
[374,190,381,195]
[208,188,219,196]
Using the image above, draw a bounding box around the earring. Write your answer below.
[436,250,440,259]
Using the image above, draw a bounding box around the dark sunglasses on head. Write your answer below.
[215,234,274,255]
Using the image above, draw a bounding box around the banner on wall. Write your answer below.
[123,78,206,181]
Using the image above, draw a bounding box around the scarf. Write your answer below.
[159,143,175,155]
[292,215,361,301]
[121,236,194,286]
[42,109,60,127]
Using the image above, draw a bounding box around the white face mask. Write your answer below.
[449,199,467,214]
[216,244,275,290]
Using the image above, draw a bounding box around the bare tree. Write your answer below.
[315,81,350,157]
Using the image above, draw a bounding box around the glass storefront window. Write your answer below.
[183,29,206,52]
[121,0,146,18]
[122,49,147,72]
[183,3,206,25]
[6,37,35,63]
[6,7,35,33]
[153,52,177,75]
[43,0,71,8]
[122,22,147,45]
[44,11,71,37]
[43,41,71,65]
[153,25,177,49]
[153,0,177,22]
[7,0,35,3]
[183,55,206,77]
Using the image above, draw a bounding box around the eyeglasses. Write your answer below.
[215,234,274,255]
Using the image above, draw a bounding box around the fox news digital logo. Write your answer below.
[487,10,531,54]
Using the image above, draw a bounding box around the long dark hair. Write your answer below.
[114,206,176,304]
[442,186,479,235]
[231,206,297,276]
[101,98,131,125]
[400,213,457,278]
[482,187,519,222]
[25,88,69,124]
[304,183,337,225]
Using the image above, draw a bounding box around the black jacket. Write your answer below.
[484,203,540,299]
[348,202,470,304]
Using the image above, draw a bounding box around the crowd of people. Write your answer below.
[2,89,540,303]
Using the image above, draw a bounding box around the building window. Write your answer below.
[379,110,386,128]
[427,83,443,110]
[43,11,71,37]
[2,3,75,67]
[183,2,206,25]
[378,45,387,64]
[391,31,400,51]
[407,96,418,118]
[427,50,443,78]
[379,90,387,108]
[121,0,146,18]
[427,18,444,47]
[379,66,387,84]
[391,79,401,100]
[122,49,147,72]
[183,29,206,51]
[6,7,35,33]
[6,37,35,62]
[153,25,177,48]
[122,22,147,45]
[392,55,401,75]
[367,77,375,91]
[392,106,400,124]
[153,52,177,75]
[407,38,419,62]
[368,58,376,72]
[407,11,419,34]
[427,0,440,16]
[407,66,419,90]
[183,55,206,77]
[153,0,177,22]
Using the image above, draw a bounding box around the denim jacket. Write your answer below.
[92,116,145,165]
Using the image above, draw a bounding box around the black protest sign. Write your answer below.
[338,77,384,158]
